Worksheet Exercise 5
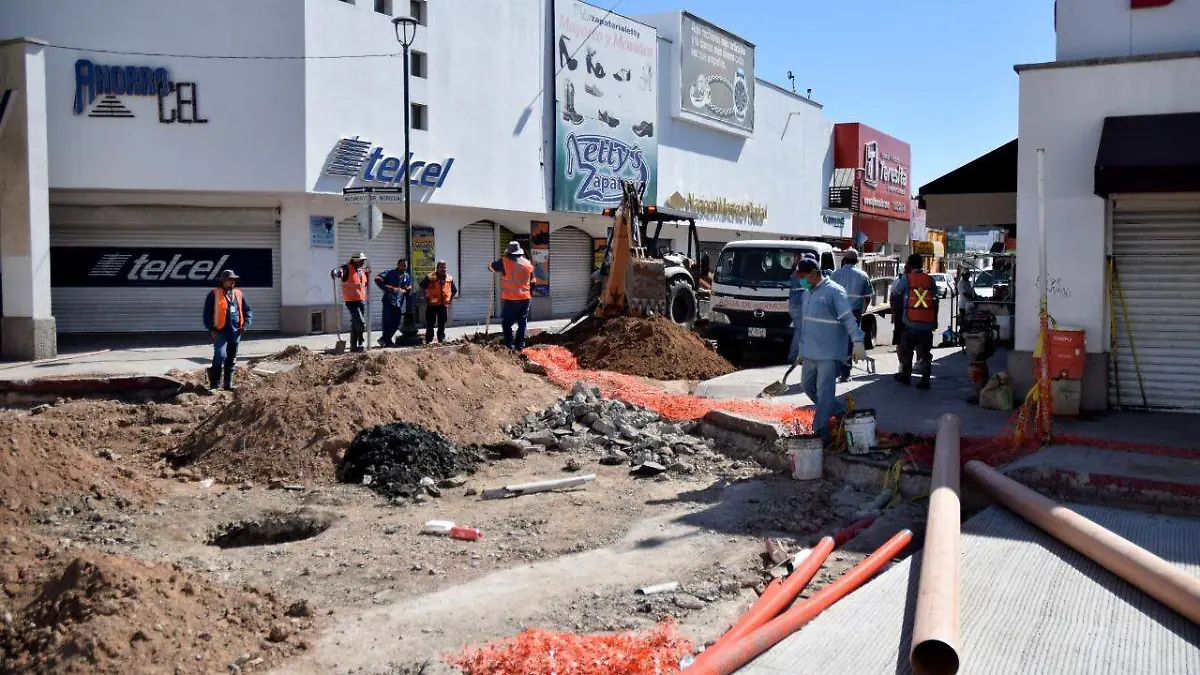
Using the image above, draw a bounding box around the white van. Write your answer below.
[709,240,837,358]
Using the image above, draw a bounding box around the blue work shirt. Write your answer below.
[798,278,864,362]
[831,265,872,313]
[890,274,940,331]
[374,269,413,308]
[788,276,808,322]
[202,289,253,333]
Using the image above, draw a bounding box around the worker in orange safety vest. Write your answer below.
[419,260,458,344]
[889,253,940,389]
[202,269,253,390]
[331,252,371,352]
[489,241,535,351]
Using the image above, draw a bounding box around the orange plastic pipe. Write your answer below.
[691,536,835,669]
[683,529,913,675]
[965,460,1200,625]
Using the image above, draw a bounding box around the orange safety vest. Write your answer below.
[500,257,534,302]
[341,264,369,302]
[425,274,455,306]
[905,272,938,324]
[212,288,244,331]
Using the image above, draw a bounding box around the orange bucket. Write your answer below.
[968,361,989,385]
[1047,328,1086,380]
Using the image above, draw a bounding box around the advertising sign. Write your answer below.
[835,124,911,221]
[531,221,551,297]
[553,0,658,213]
[680,13,755,132]
[411,226,436,279]
[309,216,335,248]
[51,247,273,287]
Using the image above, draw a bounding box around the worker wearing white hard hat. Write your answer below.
[331,252,371,352]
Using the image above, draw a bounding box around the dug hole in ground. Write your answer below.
[0,318,926,675]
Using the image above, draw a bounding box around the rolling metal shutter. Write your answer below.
[1110,198,1200,411]
[336,215,407,331]
[456,222,499,325]
[551,226,592,318]
[50,205,281,333]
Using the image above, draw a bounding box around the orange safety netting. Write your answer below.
[450,619,692,675]
[524,345,815,433]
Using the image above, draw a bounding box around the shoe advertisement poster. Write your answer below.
[680,12,755,133]
[553,0,657,213]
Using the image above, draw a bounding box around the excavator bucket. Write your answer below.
[626,258,666,317]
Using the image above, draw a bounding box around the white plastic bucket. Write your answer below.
[844,410,877,455]
[787,437,823,480]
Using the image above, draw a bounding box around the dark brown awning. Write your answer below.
[1095,112,1200,197]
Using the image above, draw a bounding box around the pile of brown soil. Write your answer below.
[168,344,562,484]
[0,530,307,674]
[536,316,734,381]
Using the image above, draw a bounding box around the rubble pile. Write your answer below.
[507,381,723,476]
[337,422,479,500]
[532,316,734,381]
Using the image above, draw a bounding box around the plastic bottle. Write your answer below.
[449,526,483,541]
[422,520,455,535]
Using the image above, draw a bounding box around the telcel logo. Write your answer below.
[323,137,454,188]
[121,254,230,282]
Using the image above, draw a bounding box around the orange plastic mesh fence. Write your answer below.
[450,619,693,675]
[524,345,815,433]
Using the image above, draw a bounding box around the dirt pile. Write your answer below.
[534,316,733,381]
[336,422,479,499]
[168,344,561,485]
[0,535,308,674]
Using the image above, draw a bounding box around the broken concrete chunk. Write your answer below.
[672,593,707,611]
[522,429,558,446]
[600,450,630,466]
[557,435,585,452]
[438,476,467,489]
[592,419,618,436]
[630,462,668,477]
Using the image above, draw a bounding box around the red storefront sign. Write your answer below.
[834,123,912,222]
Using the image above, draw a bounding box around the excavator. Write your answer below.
[564,180,703,332]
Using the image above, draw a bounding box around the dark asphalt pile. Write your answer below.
[336,421,478,499]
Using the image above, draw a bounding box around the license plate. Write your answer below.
[748,327,767,338]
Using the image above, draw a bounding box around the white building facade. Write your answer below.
[0,0,834,356]
[1015,0,1200,411]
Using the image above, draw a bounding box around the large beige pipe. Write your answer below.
[965,460,1200,625]
[910,414,962,675]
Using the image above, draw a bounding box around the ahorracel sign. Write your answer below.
[73,59,207,124]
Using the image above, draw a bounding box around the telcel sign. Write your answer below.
[323,137,454,188]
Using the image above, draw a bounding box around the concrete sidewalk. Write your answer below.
[0,319,568,380]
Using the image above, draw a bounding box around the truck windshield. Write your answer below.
[715,248,814,289]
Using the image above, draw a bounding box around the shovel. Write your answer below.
[330,278,347,355]
[759,362,800,398]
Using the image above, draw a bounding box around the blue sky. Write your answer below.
[619,0,1056,190]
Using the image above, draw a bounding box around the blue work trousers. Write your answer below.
[501,299,531,351]
[802,358,844,439]
[380,303,402,345]
[212,328,241,371]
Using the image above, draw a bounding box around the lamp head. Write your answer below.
[392,16,418,47]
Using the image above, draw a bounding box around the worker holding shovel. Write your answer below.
[793,257,865,441]
[490,241,535,351]
[202,270,252,391]
[332,252,371,353]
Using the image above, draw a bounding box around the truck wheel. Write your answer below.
[666,279,698,328]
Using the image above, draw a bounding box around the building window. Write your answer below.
[374,0,392,14]
[411,50,428,78]
[410,0,427,25]
[411,103,428,131]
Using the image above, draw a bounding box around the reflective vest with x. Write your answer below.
[905,272,937,324]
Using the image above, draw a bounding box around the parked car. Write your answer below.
[930,273,952,299]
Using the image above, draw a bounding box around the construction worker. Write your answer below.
[891,253,940,389]
[793,257,865,440]
[489,241,534,351]
[202,270,252,391]
[787,253,818,365]
[331,252,370,352]
[831,248,872,382]
[374,259,412,347]
[420,260,458,344]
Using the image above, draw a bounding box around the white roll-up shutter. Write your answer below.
[1110,197,1200,411]
[456,222,499,324]
[50,205,280,333]
[551,226,592,318]
[336,215,408,331]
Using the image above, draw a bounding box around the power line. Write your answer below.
[46,43,400,60]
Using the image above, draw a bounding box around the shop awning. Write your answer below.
[932,241,945,258]
[918,139,1017,207]
[1095,112,1200,197]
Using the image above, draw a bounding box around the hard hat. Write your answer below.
[218,269,239,282]
[506,241,525,256]
[842,248,860,263]
[351,252,367,261]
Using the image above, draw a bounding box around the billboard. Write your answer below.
[680,13,754,133]
[50,247,273,288]
[834,123,911,221]
[553,0,658,213]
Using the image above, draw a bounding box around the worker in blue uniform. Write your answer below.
[793,258,865,440]
[830,248,873,382]
[787,253,819,365]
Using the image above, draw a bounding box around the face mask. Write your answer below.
[798,278,812,291]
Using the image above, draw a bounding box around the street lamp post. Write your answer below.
[393,16,421,345]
